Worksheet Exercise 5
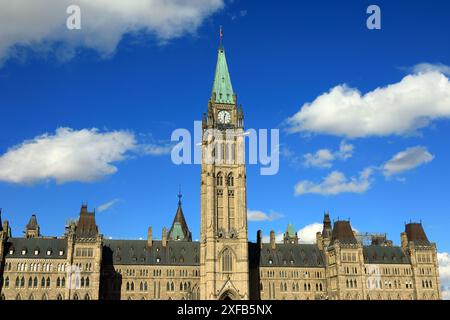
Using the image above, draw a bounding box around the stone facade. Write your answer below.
[0,44,442,300]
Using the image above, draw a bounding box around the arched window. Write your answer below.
[140,282,144,291]
[81,277,85,288]
[144,282,148,291]
[171,282,174,291]
[46,277,51,287]
[57,277,61,287]
[84,293,90,300]
[222,248,233,272]
[41,277,45,287]
[57,294,63,300]
[166,282,170,291]
[227,173,234,187]
[126,282,130,291]
[28,294,34,300]
[15,277,19,288]
[1,294,5,300]
[216,173,223,186]
[180,282,183,291]
[28,277,33,288]
[15,294,21,300]
[4,277,9,288]
[20,277,25,288]
[130,282,134,291]
[61,278,65,288]
[73,294,79,300]
[33,277,38,288]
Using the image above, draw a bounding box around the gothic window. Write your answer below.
[84,294,90,300]
[57,294,63,300]
[144,282,148,291]
[1,294,5,300]
[130,282,134,291]
[222,248,233,272]
[28,277,32,288]
[4,277,9,288]
[15,294,21,300]
[57,277,61,287]
[166,282,170,291]
[28,294,34,300]
[61,277,66,288]
[20,277,25,288]
[46,277,51,287]
[126,282,130,291]
[216,173,223,186]
[73,294,79,300]
[227,173,234,187]
[81,277,85,288]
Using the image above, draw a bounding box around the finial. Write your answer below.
[219,25,223,48]
[178,185,182,205]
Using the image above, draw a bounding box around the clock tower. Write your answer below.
[199,39,249,300]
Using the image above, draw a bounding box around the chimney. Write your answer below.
[147,227,153,248]
[257,230,262,248]
[316,232,323,250]
[401,232,408,249]
[270,230,276,250]
[162,227,167,247]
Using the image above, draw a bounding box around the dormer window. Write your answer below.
[59,250,64,256]
[9,249,14,255]
[34,250,39,255]
[156,257,161,263]
[46,250,52,256]
[21,249,27,255]
[268,259,273,265]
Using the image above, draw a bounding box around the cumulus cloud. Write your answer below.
[0,127,169,184]
[0,0,224,64]
[298,223,322,243]
[97,198,121,213]
[295,168,373,196]
[303,141,354,168]
[383,146,434,177]
[287,67,450,138]
[438,252,450,300]
[412,63,450,76]
[247,210,282,222]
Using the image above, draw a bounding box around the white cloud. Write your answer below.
[298,223,322,243]
[97,198,121,213]
[0,0,225,64]
[0,127,169,184]
[287,68,450,138]
[383,146,434,177]
[303,141,354,168]
[438,252,450,300]
[412,63,450,76]
[295,168,373,196]
[247,210,282,222]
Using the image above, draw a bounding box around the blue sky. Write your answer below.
[0,0,449,262]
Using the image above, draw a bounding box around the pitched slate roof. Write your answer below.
[102,240,200,266]
[5,238,67,259]
[26,214,39,230]
[331,220,357,245]
[363,245,410,264]
[405,223,430,245]
[259,243,325,268]
[76,205,99,238]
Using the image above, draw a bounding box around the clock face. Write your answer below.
[218,110,231,124]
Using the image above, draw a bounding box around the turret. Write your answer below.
[75,204,99,238]
[162,227,167,247]
[24,214,40,238]
[283,223,298,244]
[168,192,192,241]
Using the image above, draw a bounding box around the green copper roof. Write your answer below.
[212,47,234,104]
[286,223,296,238]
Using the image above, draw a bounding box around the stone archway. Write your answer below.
[219,290,238,300]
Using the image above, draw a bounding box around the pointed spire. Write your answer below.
[25,214,40,238]
[168,191,192,241]
[212,27,235,105]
